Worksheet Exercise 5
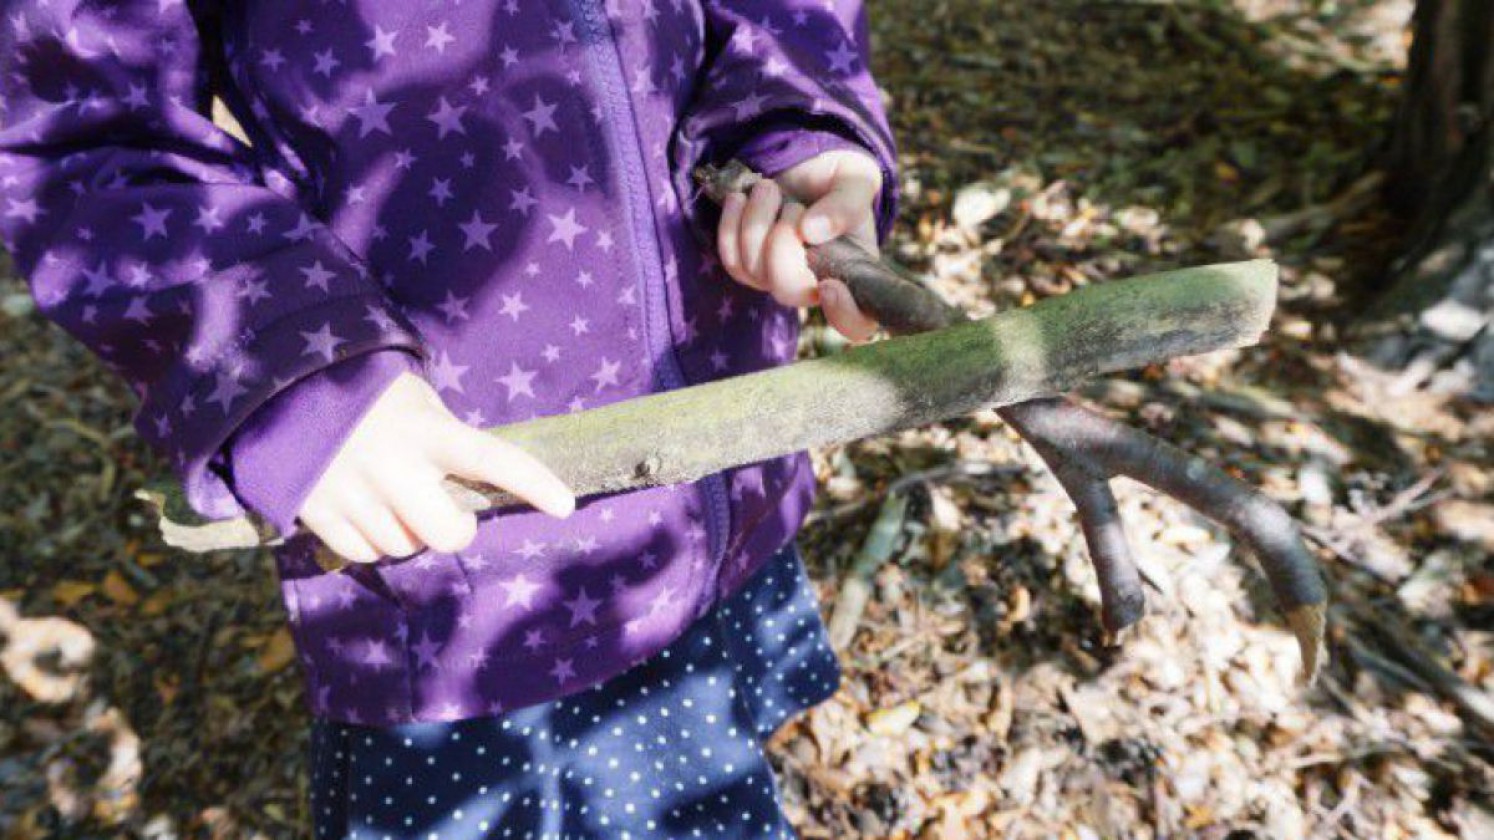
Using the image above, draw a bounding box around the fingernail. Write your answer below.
[802,215,833,244]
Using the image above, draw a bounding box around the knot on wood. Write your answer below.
[634,455,663,481]
[692,161,761,204]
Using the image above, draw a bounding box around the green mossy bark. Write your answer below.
[139,260,1276,553]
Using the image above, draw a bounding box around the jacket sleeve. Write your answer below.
[0,1,429,526]
[675,0,900,244]
[223,349,420,540]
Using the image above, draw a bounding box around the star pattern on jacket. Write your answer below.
[0,0,897,724]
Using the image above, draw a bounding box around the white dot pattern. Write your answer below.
[308,542,840,839]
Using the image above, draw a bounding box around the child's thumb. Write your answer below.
[799,172,878,246]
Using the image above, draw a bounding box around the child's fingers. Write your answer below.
[300,506,381,565]
[819,278,878,342]
[715,192,761,290]
[348,501,426,559]
[762,203,819,308]
[391,484,477,555]
[429,420,576,520]
[800,168,879,246]
[738,179,782,282]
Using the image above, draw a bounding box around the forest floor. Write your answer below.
[2,0,1492,838]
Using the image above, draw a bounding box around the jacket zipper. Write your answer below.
[569,0,732,604]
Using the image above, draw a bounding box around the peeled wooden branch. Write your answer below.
[694,159,1327,682]
[136,261,1274,553]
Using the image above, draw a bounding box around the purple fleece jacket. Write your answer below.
[0,0,898,724]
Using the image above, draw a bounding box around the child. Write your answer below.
[0,0,897,836]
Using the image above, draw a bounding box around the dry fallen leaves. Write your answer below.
[5,1,1491,838]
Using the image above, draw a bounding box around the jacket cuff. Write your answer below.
[730,123,898,247]
[715,116,899,247]
[221,348,422,540]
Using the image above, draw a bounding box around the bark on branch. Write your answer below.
[138,264,1271,542]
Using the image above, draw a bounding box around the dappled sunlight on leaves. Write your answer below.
[4,0,1492,837]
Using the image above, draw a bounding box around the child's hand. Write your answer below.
[716,148,882,342]
[296,371,575,565]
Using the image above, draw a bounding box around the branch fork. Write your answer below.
[694,159,1327,682]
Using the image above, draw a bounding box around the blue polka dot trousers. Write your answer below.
[308,540,842,839]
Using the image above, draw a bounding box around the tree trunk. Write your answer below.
[1355,0,1494,400]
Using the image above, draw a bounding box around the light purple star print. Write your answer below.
[0,0,897,724]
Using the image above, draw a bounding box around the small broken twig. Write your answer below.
[1336,599,1494,741]
[827,492,910,649]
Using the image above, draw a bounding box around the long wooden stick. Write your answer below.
[135,260,1276,554]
